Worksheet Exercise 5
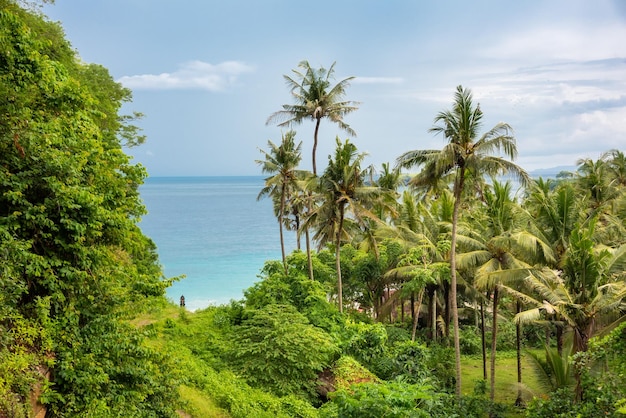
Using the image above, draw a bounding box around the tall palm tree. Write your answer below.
[396,85,531,396]
[256,131,305,272]
[306,138,381,312]
[266,60,360,175]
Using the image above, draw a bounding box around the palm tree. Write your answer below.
[396,85,531,396]
[256,131,305,272]
[266,60,360,175]
[602,149,626,187]
[306,138,381,312]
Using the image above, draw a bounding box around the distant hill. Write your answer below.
[528,165,576,179]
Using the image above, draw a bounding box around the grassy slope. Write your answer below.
[133,299,547,417]
[131,299,233,417]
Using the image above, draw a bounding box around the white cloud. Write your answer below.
[481,24,626,63]
[353,76,404,84]
[117,60,255,91]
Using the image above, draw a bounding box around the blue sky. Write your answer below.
[43,1,626,176]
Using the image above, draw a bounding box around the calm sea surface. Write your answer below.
[138,176,296,311]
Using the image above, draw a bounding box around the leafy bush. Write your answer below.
[375,340,431,383]
[230,304,338,400]
[427,344,456,392]
[426,394,506,418]
[245,257,342,332]
[324,380,433,418]
[459,326,483,355]
[340,321,388,374]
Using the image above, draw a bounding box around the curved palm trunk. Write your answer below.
[490,286,499,403]
[312,117,321,175]
[336,205,345,313]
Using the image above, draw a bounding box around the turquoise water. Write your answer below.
[138,176,296,311]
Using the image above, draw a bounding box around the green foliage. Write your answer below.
[325,380,433,418]
[525,324,626,417]
[525,345,574,392]
[230,304,338,400]
[426,345,456,392]
[427,394,506,418]
[0,4,177,415]
[245,255,342,332]
[340,321,388,371]
[459,326,483,355]
[377,340,431,384]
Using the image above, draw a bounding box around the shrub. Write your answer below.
[459,326,483,355]
[230,304,338,400]
[327,380,433,418]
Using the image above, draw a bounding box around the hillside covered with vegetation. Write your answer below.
[1,2,625,417]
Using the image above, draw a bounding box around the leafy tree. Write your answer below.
[267,60,359,281]
[514,220,626,354]
[396,85,530,395]
[0,4,177,415]
[230,304,338,400]
[245,254,341,332]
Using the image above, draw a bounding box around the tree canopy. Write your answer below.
[0,3,177,415]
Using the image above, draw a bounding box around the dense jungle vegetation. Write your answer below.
[1,2,625,417]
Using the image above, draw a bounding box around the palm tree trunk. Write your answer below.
[304,192,314,281]
[312,117,321,175]
[430,288,437,344]
[515,299,524,407]
[410,294,415,328]
[305,228,314,281]
[490,286,499,403]
[336,206,345,313]
[411,289,424,342]
[279,183,287,273]
[451,181,463,396]
[295,214,301,251]
[444,283,451,340]
[481,297,487,381]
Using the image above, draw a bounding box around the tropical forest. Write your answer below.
[1,2,625,417]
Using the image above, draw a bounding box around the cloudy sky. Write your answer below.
[43,1,626,176]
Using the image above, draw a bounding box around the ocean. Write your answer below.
[138,176,296,311]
